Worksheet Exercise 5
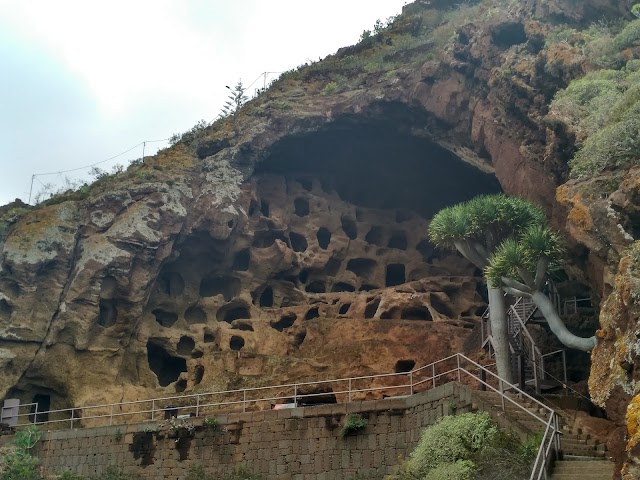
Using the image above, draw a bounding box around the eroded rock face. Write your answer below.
[0,148,495,415]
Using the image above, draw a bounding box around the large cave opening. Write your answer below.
[255,111,501,218]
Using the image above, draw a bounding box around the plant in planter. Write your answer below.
[159,417,196,442]
[341,414,367,437]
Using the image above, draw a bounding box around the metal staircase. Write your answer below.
[482,292,568,393]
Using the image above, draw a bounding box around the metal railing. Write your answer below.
[1,353,560,480]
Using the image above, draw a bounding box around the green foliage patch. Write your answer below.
[341,414,368,437]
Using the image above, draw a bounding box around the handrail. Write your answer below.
[1,352,560,480]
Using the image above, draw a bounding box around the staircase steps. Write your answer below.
[551,459,614,479]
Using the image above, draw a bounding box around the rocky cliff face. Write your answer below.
[1,0,638,474]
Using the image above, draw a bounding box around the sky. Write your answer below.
[0,0,408,206]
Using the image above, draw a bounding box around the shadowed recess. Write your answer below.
[256,111,501,218]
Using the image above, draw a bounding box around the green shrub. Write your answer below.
[89,466,141,480]
[614,19,640,51]
[323,82,338,95]
[203,417,219,429]
[0,426,42,480]
[408,412,497,478]
[185,465,262,480]
[58,472,85,480]
[341,414,367,437]
[423,460,475,480]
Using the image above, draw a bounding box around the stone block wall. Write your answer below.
[7,383,483,480]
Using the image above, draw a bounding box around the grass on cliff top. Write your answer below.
[547,18,640,180]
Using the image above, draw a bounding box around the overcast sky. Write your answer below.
[0,0,408,206]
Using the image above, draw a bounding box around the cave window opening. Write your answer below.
[232,321,254,331]
[260,200,270,217]
[30,394,51,423]
[227,220,234,229]
[204,332,215,343]
[385,264,406,287]
[360,284,379,292]
[388,231,408,250]
[192,350,204,359]
[252,231,288,249]
[177,336,196,356]
[230,336,245,351]
[381,307,400,319]
[365,226,384,246]
[491,22,527,48]
[147,341,187,387]
[347,258,377,278]
[430,296,455,318]
[0,299,12,317]
[232,249,251,271]
[298,178,313,191]
[272,313,297,332]
[325,258,342,276]
[157,272,184,297]
[299,270,310,284]
[396,210,412,223]
[98,299,117,328]
[316,228,331,250]
[341,217,358,240]
[199,276,240,301]
[299,391,337,406]
[289,232,308,252]
[294,198,310,217]
[401,307,432,321]
[175,379,187,393]
[218,306,251,323]
[153,309,178,328]
[306,281,326,294]
[185,306,207,325]
[395,360,416,373]
[248,200,258,217]
[305,307,320,320]
[259,286,274,308]
[194,365,205,386]
[339,303,351,315]
[293,329,307,348]
[331,282,355,293]
[415,240,435,262]
[364,298,381,319]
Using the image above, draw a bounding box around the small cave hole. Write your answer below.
[100,276,118,298]
[364,298,381,319]
[194,365,205,386]
[331,282,355,293]
[259,286,274,308]
[147,340,187,387]
[191,350,204,359]
[305,307,320,320]
[98,299,117,328]
[0,299,12,316]
[30,394,51,423]
[157,272,184,297]
[227,220,234,228]
[381,308,401,320]
[232,321,254,331]
[271,313,297,332]
[248,200,258,217]
[298,391,337,406]
[298,178,313,191]
[289,232,308,252]
[431,296,456,318]
[260,200,270,217]
[199,276,240,301]
[347,258,377,278]
[306,281,326,294]
[355,209,365,222]
[325,258,342,276]
[395,360,416,373]
[292,329,307,348]
[299,269,310,284]
[385,264,406,287]
[217,305,251,323]
[177,336,196,356]
[294,198,310,217]
[416,240,436,262]
[230,336,245,351]
[401,307,432,321]
[232,249,250,271]
[339,303,351,315]
[316,227,331,249]
[365,226,384,246]
[491,22,527,48]
[395,210,412,223]
[341,216,358,240]
[153,308,178,328]
[388,231,408,250]
[252,231,288,248]
[204,332,215,343]
[175,379,187,393]
[184,306,207,325]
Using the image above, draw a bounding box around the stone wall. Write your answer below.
[1,383,519,480]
